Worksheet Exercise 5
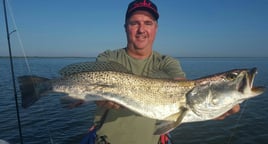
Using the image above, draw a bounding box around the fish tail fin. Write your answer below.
[18,75,50,108]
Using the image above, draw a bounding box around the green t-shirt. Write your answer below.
[94,48,185,144]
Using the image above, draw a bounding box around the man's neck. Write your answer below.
[126,46,152,59]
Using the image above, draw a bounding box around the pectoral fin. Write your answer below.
[154,107,188,135]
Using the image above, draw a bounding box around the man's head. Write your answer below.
[124,0,159,58]
[125,0,159,23]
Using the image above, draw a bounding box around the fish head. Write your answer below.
[187,67,265,120]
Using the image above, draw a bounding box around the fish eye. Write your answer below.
[226,72,238,80]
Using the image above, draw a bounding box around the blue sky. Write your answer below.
[0,0,267,57]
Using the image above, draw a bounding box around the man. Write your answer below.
[92,0,240,143]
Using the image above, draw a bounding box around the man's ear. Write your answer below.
[124,24,127,32]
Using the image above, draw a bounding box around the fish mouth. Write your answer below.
[249,67,257,88]
[239,67,265,95]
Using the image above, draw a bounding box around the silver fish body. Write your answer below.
[18,62,265,134]
[54,71,193,121]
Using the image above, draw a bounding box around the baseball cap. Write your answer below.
[125,0,159,21]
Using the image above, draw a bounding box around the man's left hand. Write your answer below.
[215,104,240,120]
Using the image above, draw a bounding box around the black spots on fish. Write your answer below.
[59,61,131,76]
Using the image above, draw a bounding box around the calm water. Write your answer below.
[0,57,267,144]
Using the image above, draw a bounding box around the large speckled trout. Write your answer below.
[18,62,265,134]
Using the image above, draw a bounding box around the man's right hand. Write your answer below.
[95,101,122,109]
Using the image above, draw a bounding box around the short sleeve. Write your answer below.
[165,58,186,78]
[96,50,113,62]
[159,56,186,79]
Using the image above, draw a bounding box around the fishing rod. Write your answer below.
[3,0,24,143]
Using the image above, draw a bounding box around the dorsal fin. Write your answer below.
[59,61,131,76]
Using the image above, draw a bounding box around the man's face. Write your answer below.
[125,10,158,51]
